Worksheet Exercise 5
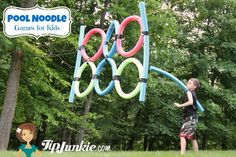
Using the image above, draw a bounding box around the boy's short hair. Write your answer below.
[189,78,200,89]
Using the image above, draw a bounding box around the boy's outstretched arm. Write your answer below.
[174,91,193,108]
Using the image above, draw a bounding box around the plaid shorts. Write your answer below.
[179,115,198,140]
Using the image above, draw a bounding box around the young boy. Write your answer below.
[174,78,200,155]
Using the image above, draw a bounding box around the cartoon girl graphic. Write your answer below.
[16,123,41,157]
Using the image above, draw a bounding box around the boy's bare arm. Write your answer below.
[174,91,193,107]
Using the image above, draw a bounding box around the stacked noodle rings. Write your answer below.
[74,62,96,97]
[94,58,117,96]
[114,58,143,99]
[74,16,144,98]
[80,28,106,62]
[116,16,144,57]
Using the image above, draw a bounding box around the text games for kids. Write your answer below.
[2,5,72,39]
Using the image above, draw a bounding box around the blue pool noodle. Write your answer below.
[103,20,119,58]
[149,66,204,112]
[68,26,86,103]
[139,2,150,102]
[94,58,117,96]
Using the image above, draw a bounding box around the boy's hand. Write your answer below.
[174,103,181,108]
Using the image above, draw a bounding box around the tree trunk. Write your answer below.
[21,0,36,8]
[36,114,48,149]
[123,140,127,150]
[79,0,83,12]
[0,0,35,150]
[99,0,109,29]
[0,50,23,150]
[201,132,208,150]
[62,127,72,144]
[77,127,85,144]
[221,135,227,150]
[148,138,155,151]
[127,135,135,150]
[127,109,141,150]
[143,134,148,151]
[76,91,93,144]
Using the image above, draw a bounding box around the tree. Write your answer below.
[0,0,36,150]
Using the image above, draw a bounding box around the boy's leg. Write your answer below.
[180,137,186,155]
[191,139,198,155]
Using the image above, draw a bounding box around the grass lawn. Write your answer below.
[0,151,235,157]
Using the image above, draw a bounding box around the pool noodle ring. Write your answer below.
[117,16,144,57]
[103,20,120,58]
[81,28,106,62]
[114,58,143,99]
[74,62,96,97]
[94,58,117,96]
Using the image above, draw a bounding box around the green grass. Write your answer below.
[0,151,235,157]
